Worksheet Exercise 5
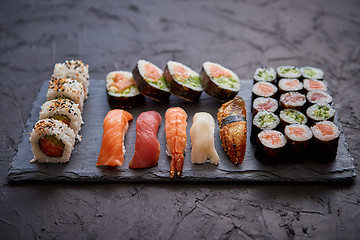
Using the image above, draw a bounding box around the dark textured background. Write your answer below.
[1,0,359,239]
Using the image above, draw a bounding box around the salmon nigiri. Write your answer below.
[97,109,133,167]
[129,111,162,169]
[165,107,188,178]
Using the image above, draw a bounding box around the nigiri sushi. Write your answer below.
[129,111,162,169]
[190,112,219,165]
[97,109,133,167]
[165,107,188,178]
[217,96,247,164]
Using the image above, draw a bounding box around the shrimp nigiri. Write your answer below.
[165,107,187,178]
[97,109,133,167]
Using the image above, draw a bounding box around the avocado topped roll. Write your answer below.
[276,66,301,79]
[301,67,324,80]
[163,61,203,101]
[253,67,276,84]
[132,59,170,102]
[200,61,240,102]
[106,70,144,109]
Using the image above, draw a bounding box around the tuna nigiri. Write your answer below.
[97,109,133,167]
[165,107,188,178]
[190,112,219,165]
[129,111,162,169]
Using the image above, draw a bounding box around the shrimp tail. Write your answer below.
[170,153,184,178]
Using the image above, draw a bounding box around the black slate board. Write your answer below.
[8,80,356,183]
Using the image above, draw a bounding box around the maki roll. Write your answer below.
[52,60,89,97]
[39,99,83,141]
[278,78,303,94]
[307,90,332,105]
[47,77,85,111]
[164,61,203,101]
[253,67,276,84]
[29,119,76,163]
[106,70,144,109]
[132,59,170,101]
[251,111,280,144]
[200,61,240,102]
[284,124,313,163]
[303,79,327,92]
[301,67,324,80]
[311,121,340,162]
[255,130,287,165]
[276,66,301,79]
[252,97,278,116]
[279,109,307,129]
[279,92,306,111]
[306,103,335,125]
[252,82,278,100]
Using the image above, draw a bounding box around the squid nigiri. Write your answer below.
[97,109,133,167]
[190,112,219,165]
[129,111,162,169]
[165,107,188,178]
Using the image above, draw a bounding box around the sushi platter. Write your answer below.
[8,78,355,183]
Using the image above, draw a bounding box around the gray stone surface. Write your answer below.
[1,0,359,239]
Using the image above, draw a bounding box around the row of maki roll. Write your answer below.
[30,60,89,163]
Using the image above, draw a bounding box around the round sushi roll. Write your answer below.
[284,124,313,163]
[29,119,76,163]
[52,60,89,98]
[106,70,144,109]
[278,78,303,94]
[252,82,278,101]
[253,67,276,84]
[307,90,332,106]
[279,109,307,130]
[251,111,280,144]
[39,99,83,141]
[303,79,327,92]
[276,66,301,79]
[311,121,340,162]
[47,77,85,111]
[301,67,324,80]
[306,103,335,125]
[255,130,287,165]
[132,59,171,102]
[279,92,306,111]
[164,60,203,101]
[200,61,240,102]
[252,97,278,116]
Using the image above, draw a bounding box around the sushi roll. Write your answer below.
[303,79,327,92]
[276,66,301,79]
[132,59,171,101]
[252,97,278,116]
[255,130,287,165]
[52,60,89,97]
[29,119,76,163]
[279,92,306,111]
[253,67,276,84]
[251,111,280,144]
[47,77,85,111]
[200,61,240,102]
[307,90,333,105]
[279,109,307,130]
[278,78,303,94]
[301,67,324,80]
[164,61,203,101]
[311,121,340,162]
[106,70,144,109]
[284,124,313,163]
[39,99,83,141]
[252,82,278,100]
[306,103,335,125]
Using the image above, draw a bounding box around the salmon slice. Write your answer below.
[97,110,133,167]
[173,64,190,82]
[315,122,334,136]
[165,107,188,177]
[111,73,135,92]
[288,126,306,137]
[284,79,299,88]
[209,64,232,78]
[262,132,282,145]
[308,79,323,89]
[258,83,274,95]
[129,111,162,169]
[144,62,161,81]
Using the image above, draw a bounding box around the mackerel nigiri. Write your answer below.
[190,112,219,165]
[165,107,188,178]
[97,109,133,167]
[129,111,162,169]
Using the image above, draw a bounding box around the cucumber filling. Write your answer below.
[257,114,278,127]
[212,76,239,90]
[312,105,332,119]
[283,110,305,123]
